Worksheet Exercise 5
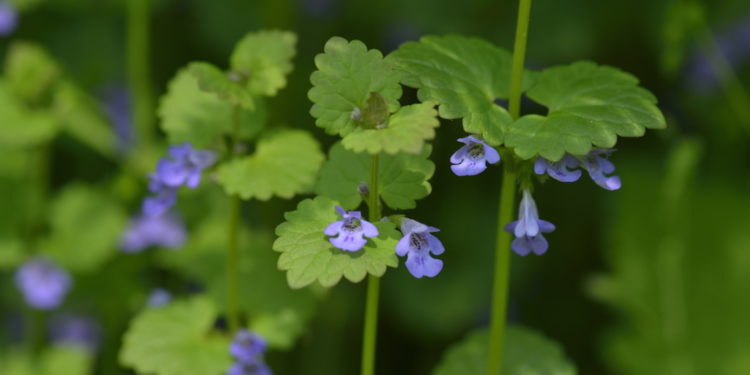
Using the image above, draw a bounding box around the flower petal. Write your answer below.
[528,235,549,255]
[427,234,445,255]
[451,159,487,176]
[405,252,443,278]
[361,220,379,238]
[450,145,470,164]
[401,218,428,235]
[538,220,556,233]
[395,234,411,257]
[330,233,367,252]
[483,144,500,164]
[324,220,343,236]
[511,237,532,256]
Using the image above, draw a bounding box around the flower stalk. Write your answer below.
[361,154,381,375]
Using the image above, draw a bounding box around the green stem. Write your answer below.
[487,0,531,373]
[127,0,154,148]
[361,154,380,375]
[226,106,243,333]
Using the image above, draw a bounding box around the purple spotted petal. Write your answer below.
[450,145,470,164]
[330,232,367,252]
[451,159,488,176]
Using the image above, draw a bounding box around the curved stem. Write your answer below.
[361,154,380,375]
[487,0,531,373]
[226,106,243,333]
[127,0,154,148]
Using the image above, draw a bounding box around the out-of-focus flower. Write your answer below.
[120,213,186,253]
[156,143,217,189]
[395,218,444,278]
[449,135,500,176]
[100,85,133,153]
[324,206,378,252]
[146,288,172,308]
[49,315,101,352]
[227,330,271,375]
[0,3,18,37]
[14,258,72,310]
[504,190,555,256]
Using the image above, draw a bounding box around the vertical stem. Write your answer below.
[127,0,154,148]
[226,106,243,333]
[361,154,380,375]
[487,0,531,373]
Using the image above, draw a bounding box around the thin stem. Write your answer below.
[226,106,243,333]
[486,168,518,375]
[487,0,531,373]
[127,0,154,148]
[361,154,380,375]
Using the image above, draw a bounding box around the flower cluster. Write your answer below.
[227,330,271,375]
[534,149,621,191]
[14,257,71,310]
[324,207,445,278]
[142,143,216,217]
[448,133,623,257]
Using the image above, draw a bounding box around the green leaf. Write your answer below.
[0,81,59,148]
[157,199,318,350]
[216,129,324,200]
[3,345,93,375]
[5,42,61,102]
[188,62,255,110]
[308,36,402,137]
[505,61,666,160]
[52,80,116,158]
[341,102,439,155]
[315,142,434,210]
[159,68,267,148]
[432,326,577,375]
[273,196,400,289]
[41,183,127,273]
[119,297,231,375]
[388,34,531,145]
[230,30,297,97]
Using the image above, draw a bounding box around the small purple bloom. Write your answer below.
[534,155,582,182]
[324,206,379,252]
[450,135,500,176]
[230,330,267,364]
[49,315,101,352]
[157,143,217,189]
[504,190,555,256]
[100,85,133,153]
[146,288,172,308]
[120,213,186,253]
[583,149,621,191]
[395,218,444,278]
[0,3,18,37]
[227,362,272,375]
[14,258,72,310]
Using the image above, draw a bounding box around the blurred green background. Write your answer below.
[1,0,750,374]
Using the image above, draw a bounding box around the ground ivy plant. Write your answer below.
[117,30,325,375]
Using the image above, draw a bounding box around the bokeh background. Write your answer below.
[1,0,749,374]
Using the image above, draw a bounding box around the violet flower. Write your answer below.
[227,330,272,375]
[14,258,71,310]
[504,190,555,256]
[395,218,444,278]
[120,213,186,253]
[0,2,18,37]
[449,135,500,176]
[534,155,582,182]
[324,206,378,252]
[582,149,621,191]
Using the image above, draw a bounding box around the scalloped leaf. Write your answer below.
[505,61,666,160]
[41,183,127,273]
[315,142,434,210]
[189,62,255,110]
[230,30,297,97]
[216,129,324,200]
[119,297,231,375]
[341,102,439,155]
[5,41,61,102]
[157,201,318,350]
[308,36,402,137]
[0,81,58,148]
[432,326,577,375]
[388,34,533,145]
[273,196,399,289]
[159,68,267,148]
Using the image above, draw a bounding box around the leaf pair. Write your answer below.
[388,35,666,161]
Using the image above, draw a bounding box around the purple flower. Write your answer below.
[230,330,267,364]
[583,149,621,191]
[49,315,100,352]
[450,135,500,176]
[534,155,582,182]
[395,218,444,278]
[120,213,186,253]
[142,174,178,217]
[324,206,379,252]
[100,85,133,153]
[146,288,172,308]
[156,143,217,189]
[0,3,18,37]
[504,190,555,256]
[14,258,72,310]
[227,362,272,375]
